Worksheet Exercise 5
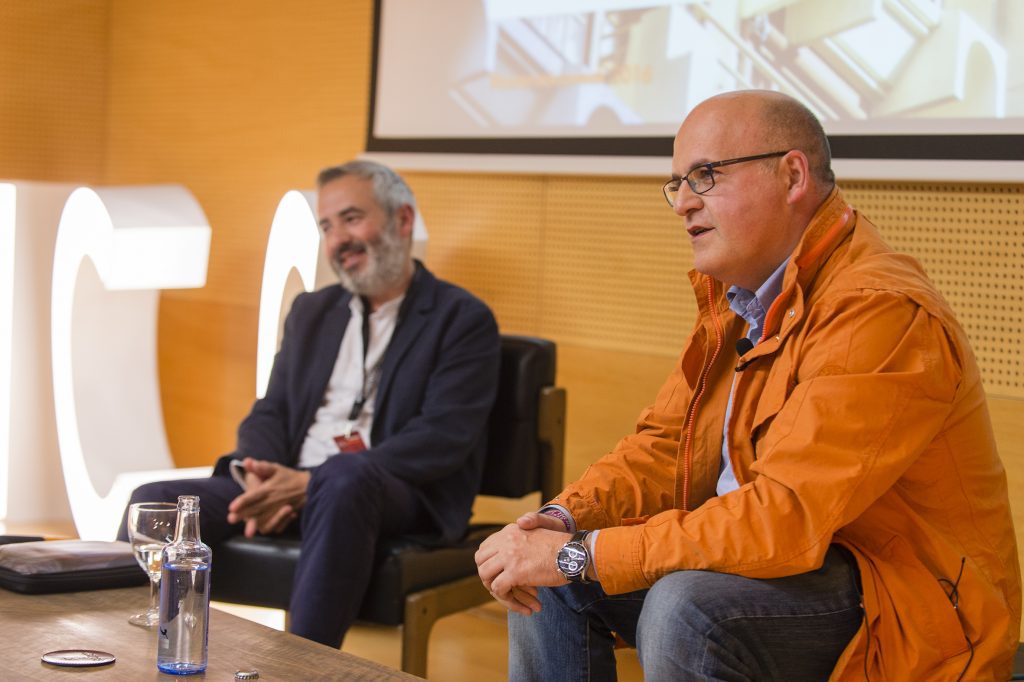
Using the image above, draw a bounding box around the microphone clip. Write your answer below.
[735,337,755,372]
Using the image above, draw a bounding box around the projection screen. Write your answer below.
[367,0,1024,177]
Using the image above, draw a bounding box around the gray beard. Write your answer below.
[331,220,411,299]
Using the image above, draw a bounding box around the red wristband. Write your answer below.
[540,507,572,532]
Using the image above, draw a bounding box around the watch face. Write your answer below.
[557,543,587,577]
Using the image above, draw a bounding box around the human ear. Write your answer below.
[782,150,811,205]
[395,204,415,238]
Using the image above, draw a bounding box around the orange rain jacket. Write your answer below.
[554,189,1021,680]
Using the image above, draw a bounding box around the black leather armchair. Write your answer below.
[211,335,566,677]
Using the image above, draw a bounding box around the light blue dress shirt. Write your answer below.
[716,260,789,495]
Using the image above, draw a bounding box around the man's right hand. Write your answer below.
[475,511,580,616]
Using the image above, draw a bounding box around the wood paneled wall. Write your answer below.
[102,0,377,462]
[2,0,1021,638]
[0,1,107,183]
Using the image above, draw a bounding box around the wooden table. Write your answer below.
[0,585,419,680]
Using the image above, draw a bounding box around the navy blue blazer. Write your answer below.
[215,262,500,544]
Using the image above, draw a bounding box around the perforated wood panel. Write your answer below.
[402,172,547,334]
[413,173,1024,399]
[0,1,108,183]
[105,0,374,308]
[541,176,692,354]
[843,182,1024,398]
[102,0,377,464]
[407,173,694,355]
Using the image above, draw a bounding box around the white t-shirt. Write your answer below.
[296,294,404,468]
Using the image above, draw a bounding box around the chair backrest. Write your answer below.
[479,335,565,502]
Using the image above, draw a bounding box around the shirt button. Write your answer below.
[788,309,795,318]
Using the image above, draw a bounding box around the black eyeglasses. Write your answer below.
[662,150,790,206]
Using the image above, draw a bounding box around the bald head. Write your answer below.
[670,90,837,289]
[694,90,834,194]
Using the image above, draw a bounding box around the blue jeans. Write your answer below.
[509,545,863,681]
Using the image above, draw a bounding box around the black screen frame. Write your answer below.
[365,0,1024,163]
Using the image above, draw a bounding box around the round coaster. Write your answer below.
[41,649,116,667]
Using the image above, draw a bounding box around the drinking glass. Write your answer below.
[127,501,178,627]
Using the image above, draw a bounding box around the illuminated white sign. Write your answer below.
[1,182,427,539]
[50,186,212,540]
[256,191,322,398]
[0,184,13,527]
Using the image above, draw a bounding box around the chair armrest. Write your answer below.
[538,386,566,503]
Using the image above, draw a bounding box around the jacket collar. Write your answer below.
[764,188,854,341]
[790,187,855,286]
[687,187,856,354]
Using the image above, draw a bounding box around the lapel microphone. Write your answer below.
[735,337,755,372]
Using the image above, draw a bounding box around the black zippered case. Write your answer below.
[0,536,148,594]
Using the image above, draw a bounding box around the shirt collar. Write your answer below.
[349,293,406,319]
[726,259,789,344]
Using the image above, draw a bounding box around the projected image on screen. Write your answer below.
[371,0,1024,151]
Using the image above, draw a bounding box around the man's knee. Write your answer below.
[638,571,717,641]
[634,572,731,678]
[121,476,243,544]
[128,480,179,505]
[635,567,861,680]
[118,480,180,540]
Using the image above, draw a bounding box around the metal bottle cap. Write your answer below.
[235,670,260,680]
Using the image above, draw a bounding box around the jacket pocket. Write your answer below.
[877,535,969,662]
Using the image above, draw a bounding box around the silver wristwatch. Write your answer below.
[555,530,591,584]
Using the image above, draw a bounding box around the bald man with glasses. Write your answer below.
[476,90,1019,681]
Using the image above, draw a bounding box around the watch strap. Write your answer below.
[557,530,591,584]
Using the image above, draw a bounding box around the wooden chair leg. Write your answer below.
[400,619,430,678]
[401,576,491,677]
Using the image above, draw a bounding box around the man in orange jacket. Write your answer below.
[476,90,1020,680]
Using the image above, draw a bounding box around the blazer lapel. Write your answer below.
[293,288,352,451]
[375,263,436,412]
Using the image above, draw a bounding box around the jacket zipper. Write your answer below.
[680,276,724,511]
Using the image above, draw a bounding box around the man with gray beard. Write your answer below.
[121,160,501,649]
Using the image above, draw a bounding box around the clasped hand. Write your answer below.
[474,511,571,616]
[226,458,310,538]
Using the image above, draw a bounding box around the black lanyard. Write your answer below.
[347,298,380,421]
[343,265,419,423]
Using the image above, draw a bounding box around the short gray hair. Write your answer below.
[316,160,416,217]
[758,94,835,187]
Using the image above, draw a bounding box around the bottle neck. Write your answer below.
[174,498,202,544]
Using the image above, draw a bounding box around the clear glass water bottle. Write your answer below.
[157,495,212,675]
